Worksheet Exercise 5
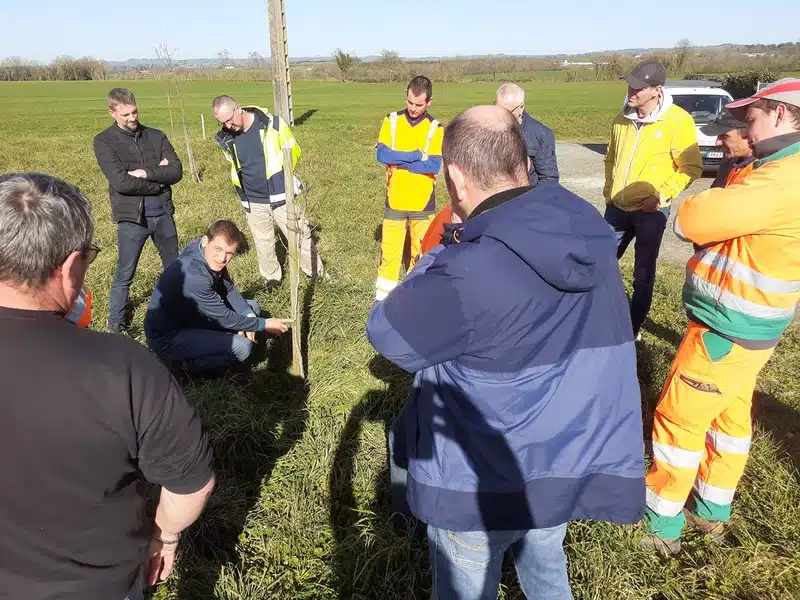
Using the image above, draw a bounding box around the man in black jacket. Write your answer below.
[495,83,560,186]
[145,220,288,376]
[94,88,183,334]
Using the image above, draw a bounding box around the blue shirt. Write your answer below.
[234,119,270,204]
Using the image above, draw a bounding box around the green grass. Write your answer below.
[0,80,798,600]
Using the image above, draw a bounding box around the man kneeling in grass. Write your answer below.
[145,219,287,376]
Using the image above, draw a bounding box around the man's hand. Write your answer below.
[641,196,660,213]
[128,169,147,178]
[237,330,257,343]
[159,158,169,166]
[146,536,178,585]
[265,318,289,335]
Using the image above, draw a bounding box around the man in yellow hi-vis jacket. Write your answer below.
[212,95,325,286]
[604,60,702,339]
[375,76,444,301]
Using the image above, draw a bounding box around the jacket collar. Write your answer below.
[113,123,142,139]
[622,90,674,124]
[468,185,533,221]
[753,131,800,165]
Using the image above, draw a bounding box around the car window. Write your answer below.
[672,95,726,122]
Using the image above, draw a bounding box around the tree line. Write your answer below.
[0,56,108,81]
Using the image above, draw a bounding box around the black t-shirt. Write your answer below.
[0,307,213,600]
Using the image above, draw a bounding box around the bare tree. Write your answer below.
[155,42,200,183]
[248,51,265,69]
[675,38,693,74]
[333,48,359,81]
[217,48,232,68]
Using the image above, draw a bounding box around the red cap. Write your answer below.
[726,78,800,120]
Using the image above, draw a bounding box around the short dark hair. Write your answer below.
[442,108,528,190]
[205,220,246,248]
[107,88,136,110]
[407,75,433,100]
[0,173,94,288]
[752,98,800,129]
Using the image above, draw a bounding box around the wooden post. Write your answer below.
[267,0,294,125]
[200,113,206,140]
[282,147,303,377]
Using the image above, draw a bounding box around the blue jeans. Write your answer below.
[604,204,669,336]
[109,214,178,326]
[149,300,260,375]
[428,524,573,600]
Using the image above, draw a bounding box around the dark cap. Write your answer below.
[622,60,667,89]
[699,109,746,137]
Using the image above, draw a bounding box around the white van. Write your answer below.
[665,81,734,172]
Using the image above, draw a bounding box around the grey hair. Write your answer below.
[496,83,525,106]
[443,107,528,191]
[107,87,136,109]
[212,95,237,113]
[0,173,94,288]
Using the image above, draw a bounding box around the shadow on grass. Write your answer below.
[294,109,318,126]
[172,285,315,599]
[329,355,429,599]
[753,391,800,482]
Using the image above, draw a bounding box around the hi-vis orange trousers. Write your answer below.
[375,213,434,301]
[644,321,774,540]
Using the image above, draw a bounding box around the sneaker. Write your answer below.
[639,534,681,556]
[107,323,128,335]
[683,509,725,543]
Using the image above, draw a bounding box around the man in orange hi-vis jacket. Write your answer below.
[641,79,800,555]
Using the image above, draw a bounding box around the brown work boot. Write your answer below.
[684,509,725,543]
[639,534,682,556]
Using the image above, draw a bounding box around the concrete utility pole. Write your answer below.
[267,0,294,125]
[268,0,303,377]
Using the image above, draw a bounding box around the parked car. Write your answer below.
[665,81,734,172]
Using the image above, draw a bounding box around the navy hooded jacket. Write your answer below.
[367,182,645,531]
[521,111,559,187]
[145,238,266,340]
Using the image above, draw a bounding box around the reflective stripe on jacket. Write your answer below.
[215,106,300,209]
[675,143,800,344]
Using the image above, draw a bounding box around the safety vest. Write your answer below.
[215,106,301,209]
[65,286,92,328]
[388,111,439,155]
[676,146,800,344]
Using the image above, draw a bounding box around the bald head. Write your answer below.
[212,95,237,114]
[442,106,529,217]
[496,83,525,123]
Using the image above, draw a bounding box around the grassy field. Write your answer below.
[0,80,798,600]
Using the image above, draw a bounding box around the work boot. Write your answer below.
[683,509,725,543]
[639,534,681,556]
[107,323,128,335]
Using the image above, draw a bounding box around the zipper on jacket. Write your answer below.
[621,123,642,206]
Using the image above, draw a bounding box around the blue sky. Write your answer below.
[2,0,798,62]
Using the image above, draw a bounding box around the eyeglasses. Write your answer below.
[219,106,240,129]
[494,101,524,115]
[81,243,101,265]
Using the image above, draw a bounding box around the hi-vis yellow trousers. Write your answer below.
[375,214,434,301]
[645,321,774,540]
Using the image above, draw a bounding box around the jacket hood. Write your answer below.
[460,183,613,292]
[622,89,674,124]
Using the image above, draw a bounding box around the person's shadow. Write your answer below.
[171,290,313,599]
[329,355,534,598]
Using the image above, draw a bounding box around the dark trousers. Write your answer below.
[147,300,261,375]
[604,204,669,336]
[109,214,178,326]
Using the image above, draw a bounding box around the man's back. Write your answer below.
[0,308,210,600]
[368,182,645,531]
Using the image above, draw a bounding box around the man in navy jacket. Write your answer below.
[145,220,287,376]
[495,83,559,186]
[367,106,644,599]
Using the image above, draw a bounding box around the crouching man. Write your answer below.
[145,220,288,376]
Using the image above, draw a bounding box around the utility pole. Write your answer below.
[267,0,294,125]
[267,0,303,377]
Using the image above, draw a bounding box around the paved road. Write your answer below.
[555,142,713,265]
